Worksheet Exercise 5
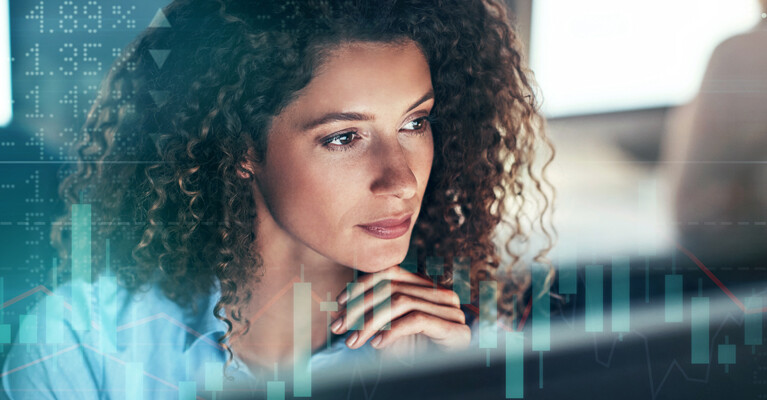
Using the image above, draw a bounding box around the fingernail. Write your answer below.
[371,334,382,348]
[337,291,349,305]
[331,317,343,332]
[346,332,358,347]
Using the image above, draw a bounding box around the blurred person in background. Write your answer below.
[662,1,767,264]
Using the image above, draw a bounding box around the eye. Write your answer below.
[322,131,360,151]
[403,115,435,135]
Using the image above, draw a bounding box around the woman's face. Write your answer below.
[250,40,435,273]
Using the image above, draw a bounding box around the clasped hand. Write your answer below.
[330,265,471,352]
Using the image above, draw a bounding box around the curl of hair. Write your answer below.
[51,0,556,372]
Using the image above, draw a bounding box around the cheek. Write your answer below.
[266,155,359,236]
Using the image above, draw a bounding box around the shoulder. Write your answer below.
[703,27,767,79]
[1,276,210,399]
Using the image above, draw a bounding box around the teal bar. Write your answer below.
[584,265,603,332]
[373,280,392,331]
[346,282,364,331]
[745,297,763,346]
[126,362,144,400]
[267,381,286,400]
[19,314,37,344]
[204,362,222,392]
[293,282,311,397]
[531,264,550,351]
[401,247,418,273]
[718,338,735,365]
[0,277,4,324]
[505,331,524,399]
[664,275,683,322]
[557,244,577,295]
[479,281,498,349]
[178,381,196,400]
[453,257,471,304]
[71,204,92,331]
[611,256,630,333]
[691,297,710,364]
[0,325,9,343]
[99,276,118,352]
[45,295,63,344]
[426,256,444,277]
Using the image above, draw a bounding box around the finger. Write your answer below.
[332,281,462,335]
[370,311,471,351]
[335,264,433,305]
[343,293,466,349]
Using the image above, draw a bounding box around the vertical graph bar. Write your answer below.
[718,336,736,368]
[638,177,658,256]
[345,282,364,331]
[178,381,196,400]
[99,276,118,352]
[0,0,10,125]
[19,314,37,344]
[479,281,498,349]
[557,243,577,295]
[505,331,524,399]
[71,204,92,331]
[45,295,63,344]
[267,381,286,400]
[126,362,144,400]
[665,275,683,322]
[453,256,471,304]
[691,297,710,364]
[531,264,550,351]
[293,282,312,397]
[611,256,630,333]
[0,324,9,344]
[401,247,418,273]
[745,296,763,346]
[0,277,9,343]
[426,256,444,278]
[373,280,392,330]
[204,362,223,392]
[584,265,603,332]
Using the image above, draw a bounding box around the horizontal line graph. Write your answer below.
[2,285,56,310]
[675,242,767,314]
[591,310,751,400]
[1,241,762,400]
[0,275,332,352]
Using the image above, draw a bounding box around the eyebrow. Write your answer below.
[301,89,435,131]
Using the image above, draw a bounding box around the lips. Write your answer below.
[359,213,413,228]
[357,213,413,240]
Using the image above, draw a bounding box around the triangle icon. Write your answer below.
[148,9,171,28]
[149,90,169,108]
[149,49,170,69]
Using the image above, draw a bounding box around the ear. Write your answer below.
[236,148,259,180]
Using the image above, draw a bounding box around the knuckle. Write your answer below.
[410,310,427,324]
[391,293,410,312]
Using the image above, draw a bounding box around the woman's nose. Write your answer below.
[369,138,419,199]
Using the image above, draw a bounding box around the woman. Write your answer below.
[2,0,554,398]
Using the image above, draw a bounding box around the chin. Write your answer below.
[348,243,410,273]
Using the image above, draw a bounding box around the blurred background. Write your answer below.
[1,0,766,399]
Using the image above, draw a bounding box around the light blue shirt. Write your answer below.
[1,275,380,399]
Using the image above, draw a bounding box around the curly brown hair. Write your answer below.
[51,0,556,366]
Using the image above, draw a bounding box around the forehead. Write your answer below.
[283,40,433,117]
